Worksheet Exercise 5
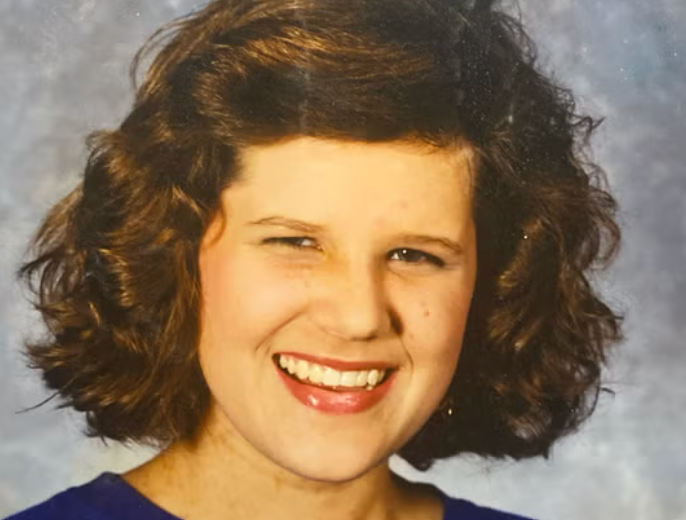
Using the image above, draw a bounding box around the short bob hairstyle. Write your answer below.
[20,0,622,470]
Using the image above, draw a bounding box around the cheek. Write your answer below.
[400,289,474,402]
[200,251,306,344]
[409,286,474,355]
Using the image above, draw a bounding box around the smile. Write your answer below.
[274,353,397,414]
[277,353,389,391]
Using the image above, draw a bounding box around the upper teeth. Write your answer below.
[278,354,387,389]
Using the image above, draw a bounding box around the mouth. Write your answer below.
[273,353,395,392]
[273,353,398,414]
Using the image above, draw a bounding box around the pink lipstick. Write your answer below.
[274,355,396,414]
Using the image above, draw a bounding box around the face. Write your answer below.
[197,137,477,483]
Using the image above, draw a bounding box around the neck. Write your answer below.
[123,407,442,520]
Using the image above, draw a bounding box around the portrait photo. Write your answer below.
[1,1,684,519]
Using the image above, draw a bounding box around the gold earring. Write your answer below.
[439,395,456,419]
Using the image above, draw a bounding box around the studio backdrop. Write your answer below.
[1,1,685,519]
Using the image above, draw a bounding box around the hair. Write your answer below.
[18,0,622,470]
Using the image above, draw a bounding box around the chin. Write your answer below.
[286,458,385,484]
[274,443,390,484]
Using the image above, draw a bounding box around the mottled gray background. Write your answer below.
[1,1,684,519]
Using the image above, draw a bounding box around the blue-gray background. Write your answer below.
[1,1,684,519]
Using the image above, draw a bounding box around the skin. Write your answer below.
[125,137,478,520]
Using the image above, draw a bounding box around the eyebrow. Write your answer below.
[247,215,464,256]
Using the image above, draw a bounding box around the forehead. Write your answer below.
[208,137,477,249]
[234,137,476,201]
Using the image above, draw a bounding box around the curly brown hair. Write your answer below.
[18,0,622,470]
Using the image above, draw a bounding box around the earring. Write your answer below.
[438,394,456,420]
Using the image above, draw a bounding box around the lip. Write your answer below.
[275,351,396,371]
[275,361,397,415]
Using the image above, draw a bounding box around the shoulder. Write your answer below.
[3,473,138,520]
[442,494,539,520]
[4,480,95,520]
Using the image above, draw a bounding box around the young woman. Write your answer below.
[8,0,622,519]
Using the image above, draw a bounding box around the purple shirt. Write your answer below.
[4,473,536,520]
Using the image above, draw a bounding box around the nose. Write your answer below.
[307,259,393,342]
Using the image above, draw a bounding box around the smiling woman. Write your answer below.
[192,139,477,483]
[8,0,622,519]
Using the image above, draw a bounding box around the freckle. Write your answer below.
[372,216,387,229]
[424,310,430,317]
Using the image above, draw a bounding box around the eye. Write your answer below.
[262,236,318,249]
[262,238,445,268]
[389,248,445,268]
